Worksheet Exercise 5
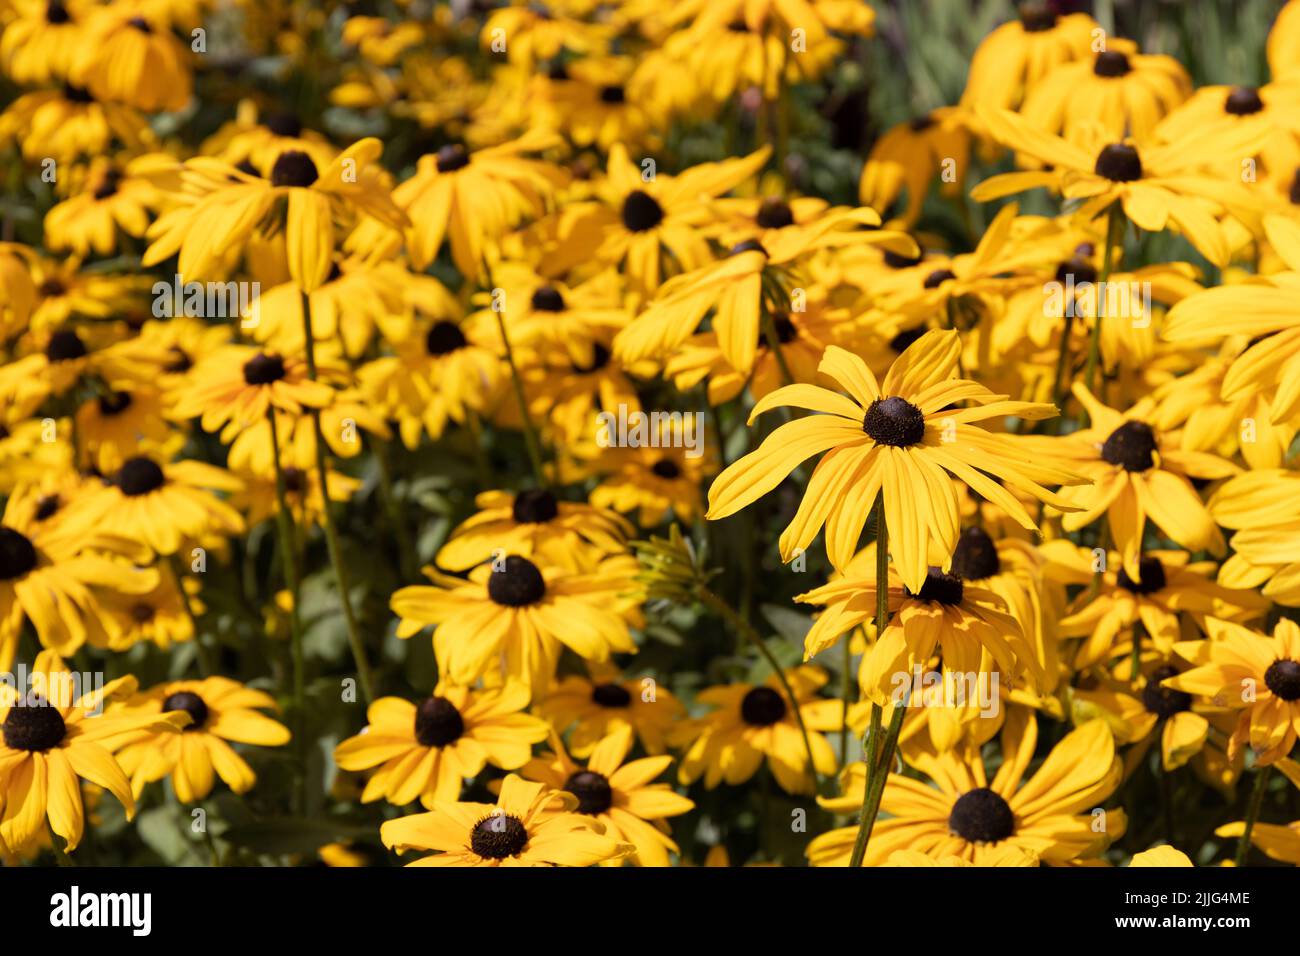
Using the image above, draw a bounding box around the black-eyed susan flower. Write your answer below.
[170,346,334,434]
[518,725,693,866]
[536,663,684,758]
[673,665,839,795]
[390,554,640,691]
[333,681,548,808]
[706,331,1081,591]
[143,139,407,292]
[958,4,1097,114]
[1210,469,1300,607]
[1166,617,1300,766]
[0,650,185,852]
[59,454,244,557]
[808,713,1122,865]
[1044,386,1235,584]
[380,772,630,867]
[112,676,290,802]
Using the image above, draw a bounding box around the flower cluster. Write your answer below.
[0,0,1298,869]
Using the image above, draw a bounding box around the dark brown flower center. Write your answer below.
[740,686,787,726]
[564,770,613,814]
[1018,2,1056,31]
[863,396,926,447]
[1055,257,1098,286]
[413,696,465,747]
[1143,665,1191,718]
[651,458,680,479]
[2,697,66,751]
[436,145,470,173]
[906,567,965,605]
[512,488,558,524]
[572,343,611,373]
[45,329,87,361]
[425,320,467,356]
[591,682,631,708]
[884,249,922,269]
[1116,554,1166,594]
[1094,143,1143,182]
[756,197,795,229]
[269,151,318,188]
[35,495,61,521]
[951,527,1000,580]
[163,691,209,730]
[93,168,123,200]
[487,555,546,607]
[530,286,566,312]
[1093,50,1132,77]
[0,526,38,580]
[924,268,956,289]
[598,85,626,104]
[948,787,1015,842]
[263,112,302,138]
[98,390,132,416]
[243,352,286,385]
[114,457,165,496]
[470,813,529,859]
[282,466,306,494]
[46,0,70,24]
[1101,419,1157,471]
[1264,659,1300,702]
[730,238,768,257]
[1224,86,1264,115]
[621,190,664,232]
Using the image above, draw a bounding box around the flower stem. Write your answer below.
[481,256,548,489]
[1234,763,1271,866]
[1083,204,1125,397]
[374,437,417,582]
[267,406,307,812]
[167,554,212,677]
[848,493,905,867]
[696,584,821,792]
[298,289,375,706]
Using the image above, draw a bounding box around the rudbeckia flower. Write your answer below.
[333,682,548,808]
[958,4,1097,113]
[672,665,839,795]
[1044,385,1235,583]
[706,331,1080,591]
[0,84,151,163]
[170,346,335,433]
[143,138,407,292]
[797,543,1042,738]
[70,7,194,113]
[380,772,630,867]
[73,384,172,473]
[1166,617,1300,765]
[111,677,291,802]
[1129,845,1194,866]
[435,489,632,572]
[0,0,87,85]
[1020,39,1191,147]
[1215,817,1300,865]
[536,663,685,758]
[0,650,185,852]
[1210,469,1300,607]
[540,144,768,302]
[43,158,159,257]
[59,454,244,557]
[0,489,156,671]
[1041,543,1268,669]
[808,713,1122,865]
[1164,219,1300,428]
[361,129,565,278]
[616,199,908,374]
[860,108,971,227]
[518,725,693,866]
[390,554,641,691]
[971,107,1266,266]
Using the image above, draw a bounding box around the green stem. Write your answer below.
[1083,205,1125,398]
[481,257,547,489]
[839,633,851,770]
[167,554,212,677]
[1234,763,1271,867]
[697,585,821,792]
[298,290,375,706]
[374,437,417,583]
[849,493,904,867]
[267,407,307,813]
